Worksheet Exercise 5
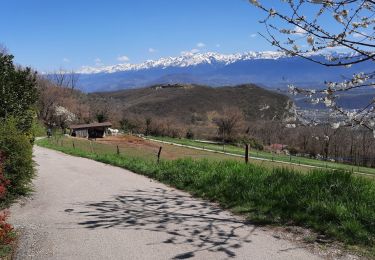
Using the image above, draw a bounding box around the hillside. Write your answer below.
[90,84,295,125]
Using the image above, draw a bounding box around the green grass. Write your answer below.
[149,136,375,175]
[32,120,47,138]
[36,137,375,254]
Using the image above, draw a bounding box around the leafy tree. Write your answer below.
[96,112,108,123]
[0,48,37,204]
[120,118,137,133]
[249,0,374,132]
[0,51,38,135]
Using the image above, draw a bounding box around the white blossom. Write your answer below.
[249,0,260,6]
[307,35,314,45]
[323,97,334,107]
[54,106,76,123]
[331,122,340,129]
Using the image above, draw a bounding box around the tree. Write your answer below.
[145,118,152,136]
[213,107,245,142]
[0,48,37,203]
[249,0,374,132]
[53,106,77,134]
[48,69,79,91]
[0,52,38,134]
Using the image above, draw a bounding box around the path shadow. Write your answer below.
[72,188,256,259]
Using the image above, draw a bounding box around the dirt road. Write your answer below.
[10,146,322,259]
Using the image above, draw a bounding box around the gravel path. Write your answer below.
[10,146,322,260]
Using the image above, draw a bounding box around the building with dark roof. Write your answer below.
[69,122,112,138]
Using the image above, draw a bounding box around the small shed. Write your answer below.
[70,122,112,138]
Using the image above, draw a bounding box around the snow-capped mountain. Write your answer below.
[76,51,373,93]
[78,51,285,74]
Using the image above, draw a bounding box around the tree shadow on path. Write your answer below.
[73,188,256,259]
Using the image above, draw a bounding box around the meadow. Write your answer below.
[37,136,375,255]
[48,135,314,172]
[148,136,375,176]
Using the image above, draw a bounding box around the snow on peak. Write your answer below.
[77,51,287,74]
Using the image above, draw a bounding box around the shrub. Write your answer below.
[0,210,15,257]
[0,153,10,200]
[0,118,34,204]
[0,152,14,258]
[185,129,195,139]
[238,137,263,150]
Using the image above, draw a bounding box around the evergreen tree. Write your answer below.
[0,52,38,135]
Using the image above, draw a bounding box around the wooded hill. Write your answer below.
[89,84,295,125]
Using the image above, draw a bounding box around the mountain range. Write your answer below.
[76,51,373,96]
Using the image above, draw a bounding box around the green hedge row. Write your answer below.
[0,119,34,208]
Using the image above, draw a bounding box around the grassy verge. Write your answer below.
[148,136,375,175]
[37,138,375,255]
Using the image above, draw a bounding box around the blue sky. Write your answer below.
[0,0,335,72]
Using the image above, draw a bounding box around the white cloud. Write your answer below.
[250,33,257,38]
[148,48,157,53]
[293,26,306,35]
[94,58,103,66]
[117,55,130,62]
[180,48,200,55]
[63,58,70,63]
[196,42,206,48]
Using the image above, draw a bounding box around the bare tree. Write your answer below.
[249,0,374,132]
[68,70,79,91]
[48,69,79,91]
[213,107,245,142]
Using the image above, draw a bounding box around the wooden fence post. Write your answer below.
[90,141,94,154]
[116,145,120,155]
[245,144,249,164]
[72,141,75,149]
[157,147,162,163]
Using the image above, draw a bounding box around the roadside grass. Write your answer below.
[36,138,375,254]
[148,136,375,175]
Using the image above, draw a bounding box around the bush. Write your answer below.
[238,137,263,150]
[0,118,34,205]
[0,210,15,257]
[32,119,47,138]
[185,129,195,139]
[288,146,299,155]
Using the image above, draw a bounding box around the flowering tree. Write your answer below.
[248,0,374,133]
[53,106,77,133]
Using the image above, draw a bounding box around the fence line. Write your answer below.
[143,137,375,178]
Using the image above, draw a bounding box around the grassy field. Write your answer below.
[47,135,313,172]
[148,136,375,175]
[37,137,375,255]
